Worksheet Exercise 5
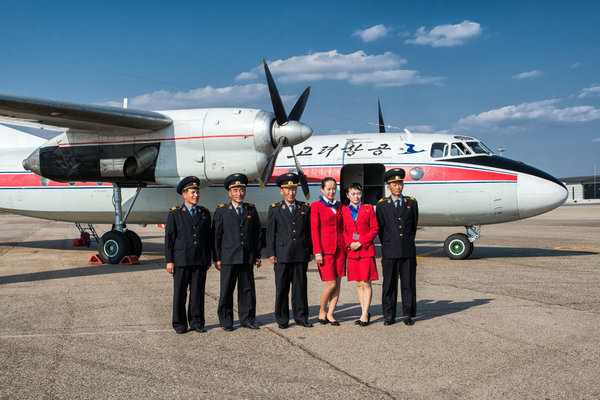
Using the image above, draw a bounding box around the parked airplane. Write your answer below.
[0,65,568,263]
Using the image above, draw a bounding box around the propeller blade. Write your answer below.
[263,59,288,126]
[378,98,386,133]
[290,145,310,200]
[259,137,286,188]
[288,86,311,121]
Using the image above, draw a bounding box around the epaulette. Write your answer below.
[378,198,388,203]
[218,203,228,208]
[270,202,280,208]
[170,205,183,211]
[299,201,309,207]
[245,203,255,208]
[406,196,416,201]
[197,205,208,212]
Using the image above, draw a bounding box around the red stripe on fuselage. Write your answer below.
[270,165,517,184]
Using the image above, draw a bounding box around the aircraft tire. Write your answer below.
[99,231,131,264]
[444,233,473,260]
[124,230,143,258]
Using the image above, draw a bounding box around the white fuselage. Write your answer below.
[0,129,567,227]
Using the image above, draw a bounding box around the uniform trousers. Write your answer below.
[274,262,309,325]
[381,257,417,319]
[218,264,256,328]
[172,265,207,331]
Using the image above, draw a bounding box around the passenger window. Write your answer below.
[430,142,447,158]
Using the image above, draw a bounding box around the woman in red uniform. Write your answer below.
[311,177,346,326]
[341,182,379,326]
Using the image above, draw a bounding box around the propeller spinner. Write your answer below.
[259,59,312,199]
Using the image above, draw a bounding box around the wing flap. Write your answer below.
[0,94,172,134]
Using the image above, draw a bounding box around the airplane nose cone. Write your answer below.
[517,173,568,219]
[23,148,41,175]
[272,120,313,147]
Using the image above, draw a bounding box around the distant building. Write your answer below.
[561,175,600,204]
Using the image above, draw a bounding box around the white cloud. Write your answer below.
[406,20,482,47]
[512,70,542,80]
[353,24,390,42]
[236,50,443,87]
[106,83,268,110]
[592,138,600,143]
[570,62,581,69]
[456,99,600,132]
[576,84,600,99]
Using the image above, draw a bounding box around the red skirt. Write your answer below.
[347,257,378,282]
[318,248,346,281]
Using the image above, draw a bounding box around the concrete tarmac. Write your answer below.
[1,205,599,399]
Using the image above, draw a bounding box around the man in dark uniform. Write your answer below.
[213,173,262,331]
[165,176,212,334]
[375,168,419,326]
[266,173,313,329]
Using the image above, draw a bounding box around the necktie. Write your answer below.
[191,207,196,217]
[289,204,294,213]
[395,200,400,209]
[236,206,242,216]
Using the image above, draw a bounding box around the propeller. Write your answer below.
[378,97,386,133]
[259,59,312,200]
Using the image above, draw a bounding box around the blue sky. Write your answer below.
[1,0,599,178]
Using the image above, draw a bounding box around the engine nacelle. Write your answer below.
[23,108,278,188]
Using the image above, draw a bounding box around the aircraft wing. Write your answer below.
[0,94,172,134]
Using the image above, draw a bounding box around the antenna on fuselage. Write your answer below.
[378,98,386,133]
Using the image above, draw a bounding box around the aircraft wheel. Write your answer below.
[444,233,473,260]
[124,230,143,258]
[99,231,130,264]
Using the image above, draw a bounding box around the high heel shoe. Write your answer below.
[358,313,371,327]
[327,318,340,326]
[318,318,329,325]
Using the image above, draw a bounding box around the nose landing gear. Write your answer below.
[443,226,480,260]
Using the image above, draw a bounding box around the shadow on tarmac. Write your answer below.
[0,262,164,285]
[415,244,597,258]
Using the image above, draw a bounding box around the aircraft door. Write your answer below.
[340,163,385,206]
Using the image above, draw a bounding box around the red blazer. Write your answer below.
[311,200,344,255]
[342,204,379,259]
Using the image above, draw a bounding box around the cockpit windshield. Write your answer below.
[466,141,492,155]
[430,141,493,158]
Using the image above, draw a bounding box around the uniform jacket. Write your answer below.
[164,204,212,267]
[375,196,419,258]
[266,200,311,263]
[341,204,379,259]
[310,199,345,256]
[212,202,262,265]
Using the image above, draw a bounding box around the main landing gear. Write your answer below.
[98,184,144,264]
[443,226,481,260]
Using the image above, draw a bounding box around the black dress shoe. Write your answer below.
[327,318,340,326]
[318,318,329,325]
[223,326,233,332]
[243,323,260,330]
[403,316,414,326]
[278,323,289,329]
[175,328,188,334]
[295,320,313,328]
[194,327,207,333]
[383,318,395,326]
[357,312,371,325]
